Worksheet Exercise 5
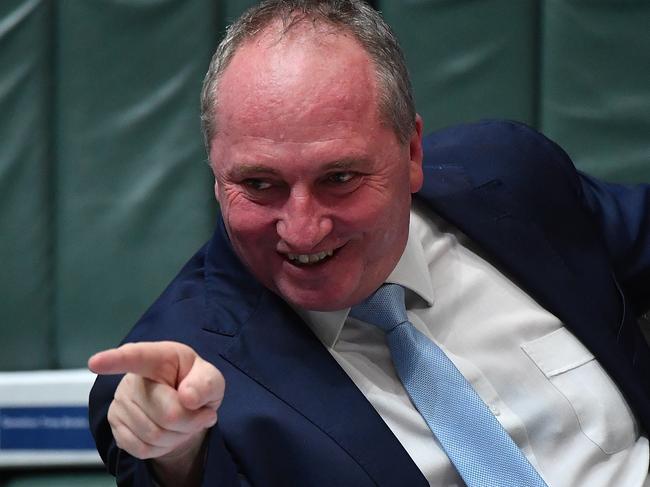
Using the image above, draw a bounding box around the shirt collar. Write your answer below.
[295,211,435,349]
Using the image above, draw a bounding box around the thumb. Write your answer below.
[177,355,225,411]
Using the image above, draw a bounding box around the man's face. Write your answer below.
[209,25,423,311]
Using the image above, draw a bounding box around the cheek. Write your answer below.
[220,199,283,292]
[341,186,410,231]
[221,197,277,251]
[349,192,411,255]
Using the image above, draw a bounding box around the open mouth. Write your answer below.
[286,249,335,266]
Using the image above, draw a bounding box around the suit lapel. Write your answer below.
[202,220,427,486]
[222,292,426,485]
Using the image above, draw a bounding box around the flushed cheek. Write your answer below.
[349,202,410,279]
[342,200,406,246]
[219,188,275,234]
[226,208,273,237]
[222,205,279,262]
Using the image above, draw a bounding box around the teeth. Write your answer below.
[288,249,334,264]
[309,251,325,263]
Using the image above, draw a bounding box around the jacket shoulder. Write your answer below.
[422,120,586,213]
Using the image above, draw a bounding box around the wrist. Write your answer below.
[149,429,209,487]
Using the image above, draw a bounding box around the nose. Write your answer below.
[276,190,333,251]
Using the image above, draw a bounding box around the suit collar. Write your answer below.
[417,163,622,342]
[202,219,264,336]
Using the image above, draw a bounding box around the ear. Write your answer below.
[208,154,222,203]
[213,178,221,203]
[408,114,424,193]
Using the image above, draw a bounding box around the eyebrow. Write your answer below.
[227,164,281,179]
[322,159,364,171]
[226,158,369,178]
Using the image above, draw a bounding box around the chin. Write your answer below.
[277,285,356,312]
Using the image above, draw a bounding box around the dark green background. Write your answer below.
[1,0,648,484]
[1,0,649,371]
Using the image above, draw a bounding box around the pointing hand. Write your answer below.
[89,341,225,484]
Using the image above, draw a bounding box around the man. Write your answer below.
[89,1,650,486]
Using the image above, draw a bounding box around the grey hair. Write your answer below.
[200,0,415,153]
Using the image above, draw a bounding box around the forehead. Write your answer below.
[215,20,380,141]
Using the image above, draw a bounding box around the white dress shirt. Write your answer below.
[296,201,649,486]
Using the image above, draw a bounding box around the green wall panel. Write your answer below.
[54,0,218,367]
[379,0,539,133]
[1,0,649,373]
[541,0,650,182]
[3,470,114,487]
[0,0,53,370]
[221,0,260,28]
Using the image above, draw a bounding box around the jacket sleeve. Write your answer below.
[497,119,650,315]
[87,245,248,486]
[578,172,650,314]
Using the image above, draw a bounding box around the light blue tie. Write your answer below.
[350,284,547,487]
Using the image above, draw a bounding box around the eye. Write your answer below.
[243,178,272,191]
[326,172,356,184]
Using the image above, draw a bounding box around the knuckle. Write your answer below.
[118,436,151,460]
[107,400,129,429]
[158,361,178,381]
[199,375,216,393]
[212,366,225,384]
[142,423,165,445]
[107,404,118,425]
[197,364,225,393]
[133,442,152,460]
[109,420,123,443]
[113,387,126,403]
[160,404,183,426]
[115,373,138,398]
[112,425,144,458]
[174,341,193,354]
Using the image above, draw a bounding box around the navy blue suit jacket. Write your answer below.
[90,120,650,486]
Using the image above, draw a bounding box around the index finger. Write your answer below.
[88,341,196,385]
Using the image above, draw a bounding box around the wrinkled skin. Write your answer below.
[210,23,423,311]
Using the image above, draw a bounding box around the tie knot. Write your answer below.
[349,284,409,332]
